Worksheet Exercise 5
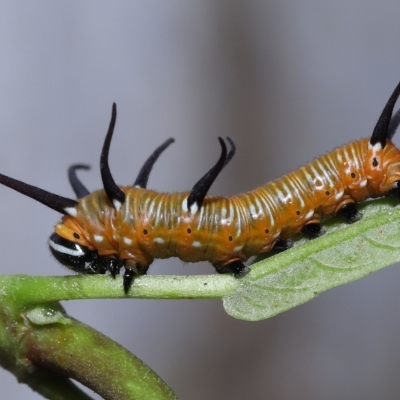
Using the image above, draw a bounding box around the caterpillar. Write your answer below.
[2,82,400,294]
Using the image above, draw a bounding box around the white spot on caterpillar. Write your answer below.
[343,148,351,165]
[249,204,256,217]
[192,241,201,247]
[113,200,122,211]
[369,142,382,151]
[124,237,132,245]
[334,191,344,200]
[156,200,163,221]
[154,237,164,244]
[182,198,188,213]
[255,198,264,214]
[289,178,304,208]
[122,196,133,223]
[189,202,198,214]
[282,183,293,201]
[310,166,325,189]
[197,206,205,229]
[143,197,151,209]
[229,203,235,223]
[305,210,314,219]
[148,198,156,216]
[319,162,334,188]
[64,207,77,217]
[269,212,275,227]
[81,200,89,213]
[234,245,243,252]
[182,198,199,214]
[220,217,229,226]
[276,189,286,203]
[350,146,360,170]
[256,192,270,212]
[221,207,227,218]
[305,172,314,185]
[360,180,367,187]
[94,235,104,243]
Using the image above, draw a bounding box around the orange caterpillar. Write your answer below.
[2,82,400,293]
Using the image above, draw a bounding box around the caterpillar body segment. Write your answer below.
[2,81,400,293]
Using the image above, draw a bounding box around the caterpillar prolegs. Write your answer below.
[2,82,400,293]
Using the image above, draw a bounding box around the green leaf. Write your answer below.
[223,198,400,321]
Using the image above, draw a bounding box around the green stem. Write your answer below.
[0,278,181,399]
[22,316,177,400]
[17,369,95,400]
[0,272,237,398]
[0,273,239,304]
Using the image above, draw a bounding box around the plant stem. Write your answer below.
[0,274,239,304]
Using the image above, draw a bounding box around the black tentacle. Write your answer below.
[68,164,91,198]
[0,173,77,215]
[370,81,400,148]
[224,137,236,168]
[100,103,126,209]
[388,107,400,140]
[133,138,175,188]
[186,137,227,212]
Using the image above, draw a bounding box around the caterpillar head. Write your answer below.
[0,105,120,276]
[0,104,174,288]
[48,232,107,274]
[367,81,400,195]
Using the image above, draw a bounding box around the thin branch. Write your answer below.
[0,273,239,304]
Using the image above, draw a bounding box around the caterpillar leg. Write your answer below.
[122,260,148,294]
[106,256,122,278]
[301,223,325,239]
[337,202,362,223]
[123,269,135,293]
[214,259,250,277]
[388,181,400,198]
[273,238,294,251]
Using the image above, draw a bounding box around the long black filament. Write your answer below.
[100,103,126,207]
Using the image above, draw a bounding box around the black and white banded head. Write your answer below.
[48,232,107,274]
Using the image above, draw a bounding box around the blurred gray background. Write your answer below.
[1,2,400,399]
